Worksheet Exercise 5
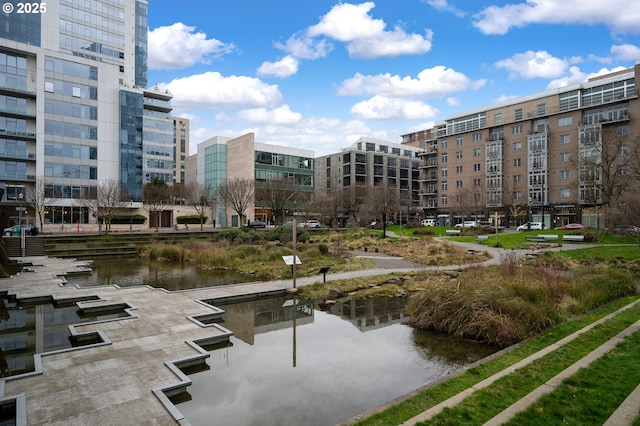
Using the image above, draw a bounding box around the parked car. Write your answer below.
[555,223,587,230]
[303,220,322,228]
[517,222,543,231]
[3,224,39,236]
[245,220,266,229]
[421,218,436,226]
[454,221,477,228]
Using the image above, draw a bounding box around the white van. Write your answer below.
[421,218,436,227]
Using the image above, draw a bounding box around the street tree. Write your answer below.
[254,178,298,225]
[25,177,52,230]
[143,177,171,231]
[217,178,254,227]
[364,186,399,238]
[185,182,214,230]
[79,180,126,233]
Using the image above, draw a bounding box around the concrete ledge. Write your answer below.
[562,235,585,242]
[477,235,489,241]
[539,234,559,241]
[445,230,461,236]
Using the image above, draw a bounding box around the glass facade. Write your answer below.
[120,90,144,201]
[134,1,148,87]
[0,4,41,45]
[204,143,227,227]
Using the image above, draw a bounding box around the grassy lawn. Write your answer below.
[356,296,640,426]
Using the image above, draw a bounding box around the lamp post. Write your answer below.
[18,192,24,229]
[129,201,133,231]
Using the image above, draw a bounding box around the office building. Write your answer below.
[403,62,640,228]
[190,133,315,227]
[0,0,173,228]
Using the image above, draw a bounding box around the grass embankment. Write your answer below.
[356,295,640,426]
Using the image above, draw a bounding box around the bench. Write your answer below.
[445,229,461,236]
[538,234,559,241]
[562,234,585,242]
[477,235,489,241]
[525,235,547,242]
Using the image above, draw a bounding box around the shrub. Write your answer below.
[177,215,208,225]
[100,214,146,224]
[413,228,434,236]
[317,243,329,255]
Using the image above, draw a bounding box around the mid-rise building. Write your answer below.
[189,133,315,227]
[0,0,172,229]
[403,62,640,228]
[171,116,189,185]
[315,137,424,225]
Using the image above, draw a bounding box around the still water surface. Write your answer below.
[65,257,498,425]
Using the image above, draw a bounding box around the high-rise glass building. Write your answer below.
[0,0,173,227]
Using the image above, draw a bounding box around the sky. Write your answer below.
[147,0,640,157]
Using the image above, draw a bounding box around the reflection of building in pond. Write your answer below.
[321,296,409,332]
[0,299,81,377]
[213,297,315,345]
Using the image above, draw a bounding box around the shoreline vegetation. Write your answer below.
[139,226,640,348]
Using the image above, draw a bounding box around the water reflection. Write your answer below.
[0,297,128,377]
[179,295,497,426]
[65,256,262,291]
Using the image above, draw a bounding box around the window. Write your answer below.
[560,188,570,198]
[513,158,521,167]
[441,153,448,163]
[441,167,448,177]
[559,134,570,144]
[473,148,481,157]
[456,151,462,159]
[617,125,629,136]
[617,165,629,175]
[560,170,570,180]
[558,116,572,126]
[441,195,448,206]
[513,142,522,151]
[441,181,448,191]
[559,152,570,162]
[473,178,481,187]
[473,163,481,172]
[440,139,448,149]
[456,136,463,147]
[537,103,546,116]
[456,165,463,173]
[513,191,522,200]
[512,125,523,135]
[513,175,521,183]
[494,113,502,125]
[514,108,523,121]
[472,133,483,142]
[365,143,375,151]
[619,145,629,155]
[456,180,463,188]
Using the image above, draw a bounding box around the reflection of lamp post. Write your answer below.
[18,192,24,228]
[129,201,133,231]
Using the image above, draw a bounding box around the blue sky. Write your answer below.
[147,1,640,156]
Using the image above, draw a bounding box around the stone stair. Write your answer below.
[2,236,46,257]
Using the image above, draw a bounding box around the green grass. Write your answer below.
[356,296,640,426]
[451,230,637,250]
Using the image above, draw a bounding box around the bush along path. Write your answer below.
[352,296,640,426]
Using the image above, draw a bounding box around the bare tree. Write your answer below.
[255,178,298,225]
[25,177,52,230]
[143,178,171,231]
[342,184,368,228]
[184,182,214,230]
[217,178,254,227]
[577,125,640,229]
[79,180,126,233]
[364,186,399,238]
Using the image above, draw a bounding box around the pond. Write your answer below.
[179,295,498,426]
[64,256,263,291]
[63,257,499,425]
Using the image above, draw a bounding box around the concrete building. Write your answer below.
[0,0,173,229]
[190,133,315,227]
[315,137,424,225]
[171,116,189,185]
[403,62,640,228]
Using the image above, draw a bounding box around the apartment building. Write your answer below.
[189,133,315,227]
[171,116,189,185]
[315,137,424,225]
[403,62,640,228]
[0,0,174,228]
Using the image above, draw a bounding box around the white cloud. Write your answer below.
[425,0,466,17]
[257,56,299,78]
[148,23,235,70]
[307,2,433,58]
[159,72,283,109]
[611,44,640,61]
[350,95,438,120]
[337,66,485,98]
[495,51,571,80]
[275,34,333,60]
[473,0,640,35]
[235,105,302,125]
[547,66,588,89]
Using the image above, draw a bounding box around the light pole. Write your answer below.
[129,200,133,231]
[18,192,24,229]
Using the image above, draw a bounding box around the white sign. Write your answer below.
[282,255,301,266]
[15,207,26,211]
